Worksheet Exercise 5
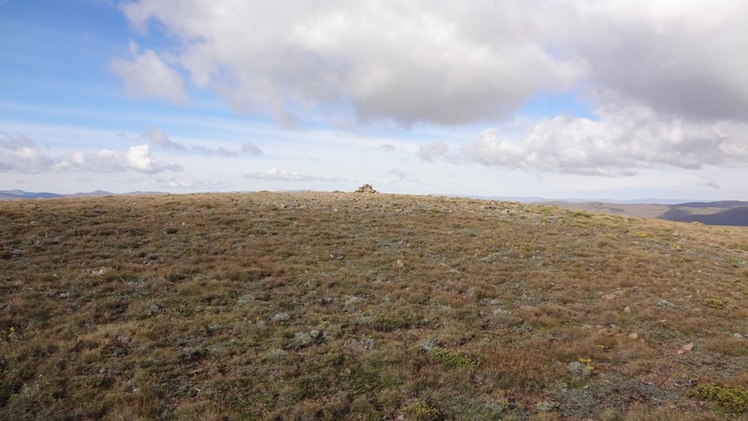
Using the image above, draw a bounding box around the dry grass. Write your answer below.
[1,191,748,420]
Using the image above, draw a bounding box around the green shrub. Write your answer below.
[427,347,481,368]
[404,399,442,421]
[692,383,748,413]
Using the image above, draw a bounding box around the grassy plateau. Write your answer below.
[1,191,748,420]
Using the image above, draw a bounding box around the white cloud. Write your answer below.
[110,41,188,104]
[115,1,748,178]
[189,145,237,157]
[119,1,748,126]
[156,176,226,189]
[115,1,748,128]
[143,126,184,150]
[0,133,182,174]
[118,1,582,126]
[125,144,182,173]
[566,1,748,122]
[244,167,309,182]
[141,126,241,156]
[0,133,50,172]
[463,101,748,176]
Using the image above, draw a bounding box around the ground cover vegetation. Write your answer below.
[1,191,748,420]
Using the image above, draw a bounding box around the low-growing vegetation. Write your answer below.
[1,191,748,420]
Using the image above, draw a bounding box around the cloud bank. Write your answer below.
[463,102,748,176]
[110,42,188,104]
[0,133,182,174]
[115,1,748,175]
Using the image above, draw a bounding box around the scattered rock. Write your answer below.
[536,401,556,411]
[329,251,346,260]
[361,337,376,349]
[206,324,220,335]
[236,294,254,306]
[293,329,329,348]
[146,304,162,316]
[344,295,362,307]
[395,259,405,268]
[657,299,675,309]
[624,306,631,313]
[567,361,592,378]
[354,184,378,194]
[272,312,290,322]
[677,342,695,355]
[628,333,639,339]
[598,326,625,337]
[294,331,314,347]
[268,349,288,359]
[493,308,510,316]
[418,338,438,351]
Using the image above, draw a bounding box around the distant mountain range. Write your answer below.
[549,200,748,227]
[0,190,166,200]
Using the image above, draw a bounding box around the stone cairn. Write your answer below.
[354,184,378,194]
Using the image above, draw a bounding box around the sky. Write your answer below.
[2,1,748,201]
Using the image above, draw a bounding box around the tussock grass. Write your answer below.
[1,191,748,419]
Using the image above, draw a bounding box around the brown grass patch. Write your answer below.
[1,192,748,419]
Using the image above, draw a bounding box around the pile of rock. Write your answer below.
[354,184,378,194]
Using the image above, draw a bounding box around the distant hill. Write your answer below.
[2,191,748,419]
[0,190,166,200]
[0,190,66,200]
[4,190,746,226]
[549,200,748,227]
[661,204,748,226]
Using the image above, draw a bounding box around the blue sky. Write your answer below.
[2,1,748,201]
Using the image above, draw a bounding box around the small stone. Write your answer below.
[272,312,290,322]
[294,331,313,347]
[269,349,288,359]
[395,259,405,267]
[536,401,555,411]
[567,361,591,377]
[493,308,509,316]
[628,333,639,339]
[624,306,631,313]
[236,294,254,306]
[682,342,695,352]
[658,299,674,308]
[418,338,438,351]
[361,337,376,349]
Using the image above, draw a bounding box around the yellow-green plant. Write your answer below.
[692,383,748,413]
[427,347,481,368]
[403,399,441,421]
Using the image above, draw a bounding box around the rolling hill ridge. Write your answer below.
[1,191,747,419]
